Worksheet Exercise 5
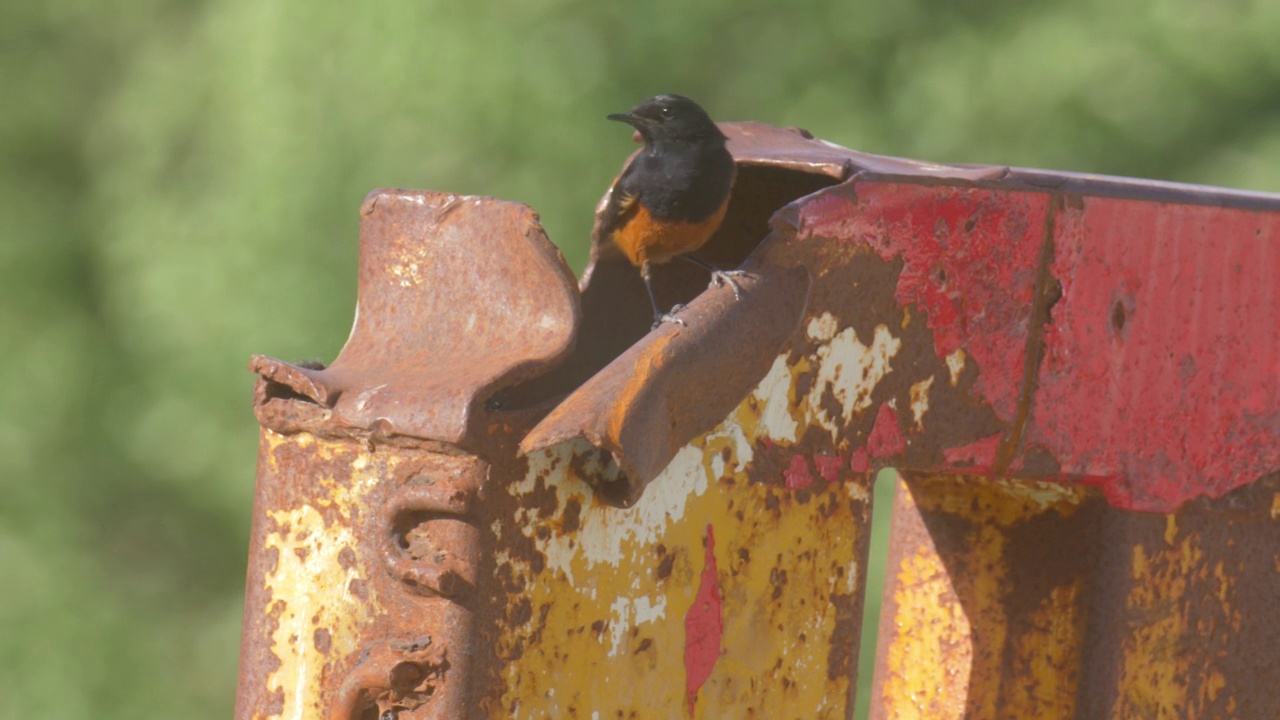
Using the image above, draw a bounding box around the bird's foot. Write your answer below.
[651,304,688,329]
[708,269,748,300]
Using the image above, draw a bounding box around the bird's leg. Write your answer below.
[642,261,686,328]
[678,254,747,300]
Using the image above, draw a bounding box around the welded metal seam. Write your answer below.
[994,194,1063,474]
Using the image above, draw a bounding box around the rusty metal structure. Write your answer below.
[238,123,1280,719]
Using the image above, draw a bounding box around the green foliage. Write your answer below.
[4,0,1280,717]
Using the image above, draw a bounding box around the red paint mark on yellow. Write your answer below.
[867,403,905,457]
[849,447,869,473]
[784,455,815,489]
[684,524,722,715]
[814,453,843,482]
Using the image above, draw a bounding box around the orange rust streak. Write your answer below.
[612,201,730,267]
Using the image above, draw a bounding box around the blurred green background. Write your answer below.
[5,0,1280,717]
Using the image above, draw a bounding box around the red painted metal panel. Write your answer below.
[1031,198,1280,510]
[795,178,1280,511]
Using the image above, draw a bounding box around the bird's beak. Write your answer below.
[607,111,646,128]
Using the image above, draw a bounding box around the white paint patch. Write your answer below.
[634,595,667,624]
[807,325,902,439]
[845,482,871,503]
[806,311,839,342]
[703,415,754,479]
[607,595,668,657]
[845,560,860,594]
[575,444,709,567]
[946,348,967,386]
[910,376,935,431]
[263,466,380,720]
[518,443,709,577]
[709,450,726,481]
[752,354,799,443]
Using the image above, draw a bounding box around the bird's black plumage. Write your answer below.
[600,94,742,327]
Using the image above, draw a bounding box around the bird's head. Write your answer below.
[607,94,725,143]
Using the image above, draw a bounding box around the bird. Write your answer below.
[600,94,744,327]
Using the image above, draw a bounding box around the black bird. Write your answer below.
[600,94,743,326]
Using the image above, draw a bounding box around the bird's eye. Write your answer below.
[660,106,674,118]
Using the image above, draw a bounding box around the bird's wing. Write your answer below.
[596,161,642,242]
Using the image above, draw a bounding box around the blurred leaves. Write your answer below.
[4,1,1280,717]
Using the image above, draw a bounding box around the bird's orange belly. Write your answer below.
[612,201,729,267]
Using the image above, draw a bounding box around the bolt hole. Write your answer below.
[352,691,379,720]
[392,511,446,555]
[1111,301,1127,332]
[389,662,423,694]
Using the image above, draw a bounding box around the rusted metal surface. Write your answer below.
[240,121,1280,718]
[239,437,488,720]
[238,190,580,719]
[249,190,580,447]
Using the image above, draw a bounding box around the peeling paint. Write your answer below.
[751,317,903,448]
[1006,582,1082,716]
[753,355,802,443]
[806,311,840,342]
[608,595,669,657]
[513,441,710,571]
[909,376,935,431]
[945,349,966,387]
[495,318,880,718]
[260,433,385,720]
[912,474,1090,525]
[809,325,902,436]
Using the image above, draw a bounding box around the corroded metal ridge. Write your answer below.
[250,190,580,448]
[722,121,1009,182]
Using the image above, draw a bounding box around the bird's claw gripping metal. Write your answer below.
[708,269,748,300]
[652,304,688,329]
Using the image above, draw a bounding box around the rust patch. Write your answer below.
[561,496,582,533]
[314,628,332,655]
[656,552,675,581]
[826,591,861,683]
